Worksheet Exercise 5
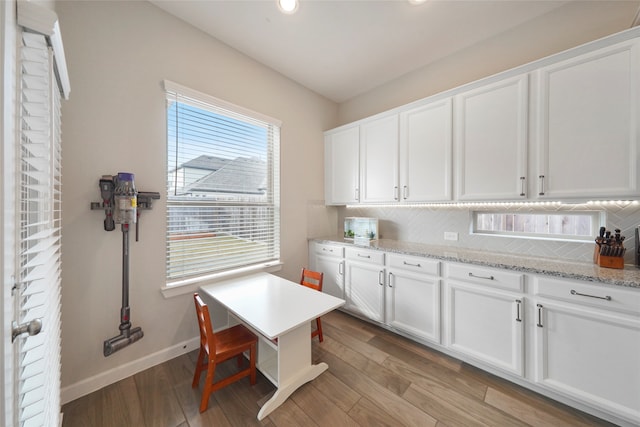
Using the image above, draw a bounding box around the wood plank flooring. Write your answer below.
[62,310,617,427]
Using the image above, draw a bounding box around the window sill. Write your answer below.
[160,261,283,299]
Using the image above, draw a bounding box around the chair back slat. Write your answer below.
[300,268,323,292]
[194,293,216,354]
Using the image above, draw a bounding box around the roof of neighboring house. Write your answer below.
[180,155,229,171]
[185,157,267,195]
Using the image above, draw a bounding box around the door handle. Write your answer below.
[403,185,408,200]
[515,299,522,322]
[339,261,344,275]
[12,318,42,343]
[388,272,393,287]
[378,270,384,286]
[519,177,526,197]
[538,175,545,196]
[536,304,543,328]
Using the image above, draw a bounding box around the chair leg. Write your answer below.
[192,347,206,388]
[249,342,257,385]
[316,317,323,342]
[199,359,216,413]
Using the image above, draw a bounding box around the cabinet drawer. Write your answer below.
[534,276,640,316]
[446,263,523,292]
[345,247,385,264]
[388,253,439,276]
[315,242,344,258]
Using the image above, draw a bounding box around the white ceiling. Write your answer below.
[149,0,640,103]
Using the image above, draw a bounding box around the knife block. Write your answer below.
[594,245,625,269]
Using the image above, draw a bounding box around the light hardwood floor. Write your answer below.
[62,310,617,427]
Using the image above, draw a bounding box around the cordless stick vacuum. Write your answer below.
[90,173,160,357]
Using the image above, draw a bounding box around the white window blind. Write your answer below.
[17,32,62,427]
[164,81,281,283]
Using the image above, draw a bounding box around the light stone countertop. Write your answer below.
[311,237,640,289]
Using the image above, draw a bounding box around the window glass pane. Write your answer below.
[165,84,280,283]
[474,211,597,241]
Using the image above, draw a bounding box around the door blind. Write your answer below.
[17,31,62,427]
[164,81,281,283]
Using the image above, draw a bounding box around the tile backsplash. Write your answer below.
[333,202,640,264]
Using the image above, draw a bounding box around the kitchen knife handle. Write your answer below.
[515,299,522,322]
[536,304,543,328]
[519,177,525,197]
[538,175,545,196]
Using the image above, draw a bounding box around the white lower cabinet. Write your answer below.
[309,241,640,426]
[533,277,640,425]
[444,280,524,376]
[344,247,385,322]
[386,254,441,344]
[312,243,345,299]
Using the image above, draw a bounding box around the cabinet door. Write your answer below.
[535,39,640,199]
[315,254,344,299]
[324,126,360,205]
[386,269,440,344]
[455,74,528,200]
[399,98,452,202]
[444,281,524,376]
[345,261,385,322]
[534,300,640,424]
[360,114,399,203]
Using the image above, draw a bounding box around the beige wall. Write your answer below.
[338,1,638,125]
[56,0,336,395]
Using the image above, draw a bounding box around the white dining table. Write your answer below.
[198,272,345,420]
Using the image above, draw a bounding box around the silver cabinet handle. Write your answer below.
[388,272,393,287]
[515,299,522,322]
[468,272,494,280]
[339,261,344,275]
[355,188,359,201]
[570,289,611,301]
[394,186,399,201]
[538,175,545,196]
[378,270,384,286]
[403,261,421,267]
[322,247,333,253]
[403,185,408,200]
[536,304,543,328]
[519,176,526,197]
[357,254,371,259]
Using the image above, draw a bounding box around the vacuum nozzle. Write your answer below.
[103,326,144,357]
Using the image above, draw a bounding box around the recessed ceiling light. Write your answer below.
[277,0,299,15]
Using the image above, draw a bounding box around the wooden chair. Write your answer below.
[300,268,324,342]
[192,292,258,413]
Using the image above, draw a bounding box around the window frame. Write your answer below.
[471,210,604,243]
[162,80,282,296]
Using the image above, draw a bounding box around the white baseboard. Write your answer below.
[60,336,200,405]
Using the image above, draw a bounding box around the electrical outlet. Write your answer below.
[444,232,458,241]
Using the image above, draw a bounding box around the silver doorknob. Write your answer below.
[12,318,42,343]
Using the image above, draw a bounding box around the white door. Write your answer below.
[345,261,385,322]
[359,114,399,203]
[535,39,640,199]
[534,300,640,424]
[3,4,68,425]
[444,281,524,376]
[386,269,440,344]
[324,126,360,205]
[455,74,529,200]
[399,98,453,202]
[315,254,344,299]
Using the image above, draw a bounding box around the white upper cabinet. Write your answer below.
[324,125,360,205]
[534,39,640,199]
[455,74,529,200]
[359,114,399,203]
[399,98,453,202]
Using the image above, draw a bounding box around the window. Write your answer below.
[164,81,280,284]
[472,211,601,241]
